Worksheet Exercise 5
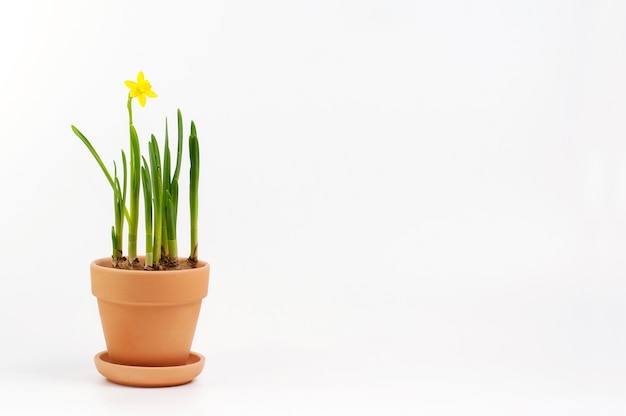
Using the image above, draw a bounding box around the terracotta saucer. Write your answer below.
[94,351,205,387]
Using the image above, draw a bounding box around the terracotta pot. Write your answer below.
[91,257,210,367]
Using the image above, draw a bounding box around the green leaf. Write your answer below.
[71,125,115,189]
[121,150,127,206]
[173,109,184,182]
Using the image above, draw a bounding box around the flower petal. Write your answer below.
[137,71,145,83]
[129,89,140,98]
[124,80,136,89]
[138,94,147,107]
[136,81,149,92]
[145,90,158,98]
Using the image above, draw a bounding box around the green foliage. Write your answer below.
[72,103,201,270]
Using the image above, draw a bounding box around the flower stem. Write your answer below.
[128,123,141,266]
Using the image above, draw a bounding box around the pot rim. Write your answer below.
[91,256,210,304]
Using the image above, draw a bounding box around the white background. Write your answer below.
[0,0,625,414]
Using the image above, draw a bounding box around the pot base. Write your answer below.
[94,351,205,387]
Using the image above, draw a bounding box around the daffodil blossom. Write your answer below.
[124,71,158,107]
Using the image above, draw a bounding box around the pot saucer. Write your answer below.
[94,351,205,387]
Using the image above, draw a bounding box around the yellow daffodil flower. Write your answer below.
[124,71,158,107]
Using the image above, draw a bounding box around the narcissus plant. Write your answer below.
[71,71,201,270]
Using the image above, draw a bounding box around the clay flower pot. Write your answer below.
[90,257,210,386]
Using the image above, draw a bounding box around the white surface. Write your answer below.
[0,0,625,414]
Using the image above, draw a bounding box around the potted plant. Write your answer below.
[71,71,210,387]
